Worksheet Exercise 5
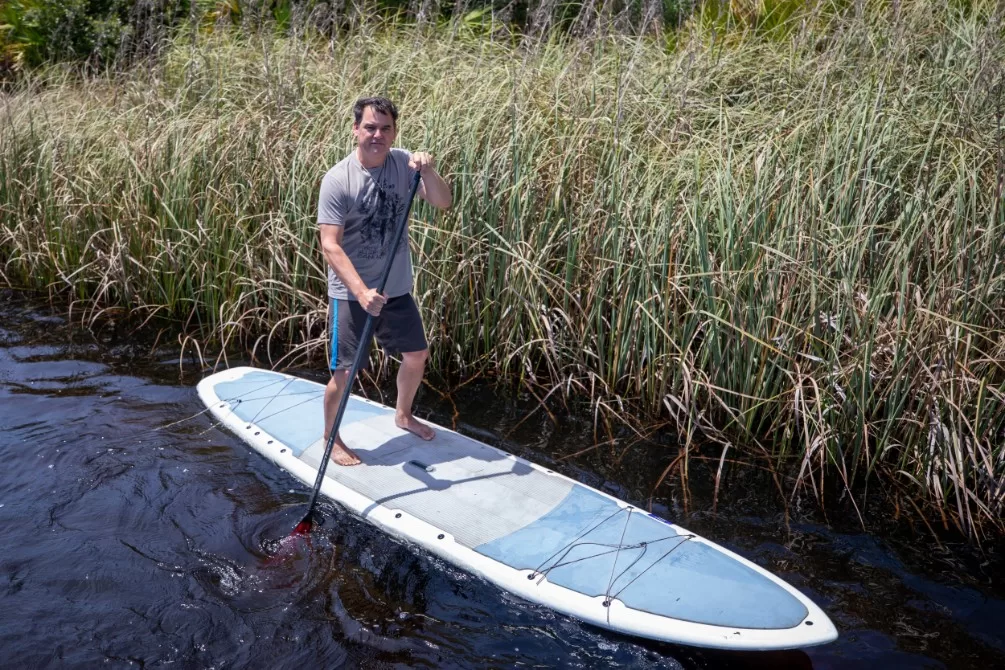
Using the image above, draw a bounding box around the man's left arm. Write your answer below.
[409,152,452,210]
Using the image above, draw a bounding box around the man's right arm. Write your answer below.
[319,224,367,301]
[318,173,386,315]
[319,226,386,315]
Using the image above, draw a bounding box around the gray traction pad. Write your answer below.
[300,415,574,548]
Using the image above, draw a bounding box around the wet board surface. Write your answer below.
[197,367,837,650]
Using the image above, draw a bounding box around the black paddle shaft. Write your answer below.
[297,170,422,531]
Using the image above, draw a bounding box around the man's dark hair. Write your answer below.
[353,97,398,126]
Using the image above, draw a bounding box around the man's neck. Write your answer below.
[356,147,388,169]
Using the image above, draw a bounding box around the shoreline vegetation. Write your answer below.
[1,1,1003,541]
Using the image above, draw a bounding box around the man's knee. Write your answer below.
[401,349,428,366]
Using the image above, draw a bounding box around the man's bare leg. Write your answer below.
[395,349,435,440]
[323,369,362,465]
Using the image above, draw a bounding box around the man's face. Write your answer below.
[353,106,396,165]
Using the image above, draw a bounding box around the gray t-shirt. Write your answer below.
[317,148,417,300]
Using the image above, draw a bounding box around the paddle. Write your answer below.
[293,169,423,535]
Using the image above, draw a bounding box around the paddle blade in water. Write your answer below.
[262,530,312,570]
[293,516,313,536]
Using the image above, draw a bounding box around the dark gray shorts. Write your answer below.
[328,294,428,371]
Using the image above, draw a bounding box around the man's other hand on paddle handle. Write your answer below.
[358,287,387,316]
[409,151,435,174]
[409,152,452,210]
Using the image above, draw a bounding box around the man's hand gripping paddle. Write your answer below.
[293,170,423,536]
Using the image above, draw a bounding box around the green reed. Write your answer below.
[1,1,1003,537]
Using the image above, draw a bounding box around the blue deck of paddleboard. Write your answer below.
[207,369,809,631]
[214,371,382,456]
[475,485,808,628]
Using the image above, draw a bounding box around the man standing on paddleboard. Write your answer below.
[317,97,451,466]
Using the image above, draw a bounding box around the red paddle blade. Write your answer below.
[293,516,313,536]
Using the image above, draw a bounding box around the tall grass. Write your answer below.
[2,0,1003,538]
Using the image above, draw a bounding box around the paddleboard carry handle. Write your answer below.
[295,169,423,535]
[406,459,435,473]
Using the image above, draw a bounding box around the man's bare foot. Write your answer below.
[395,415,435,441]
[325,434,361,466]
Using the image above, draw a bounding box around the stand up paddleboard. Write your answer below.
[197,366,837,650]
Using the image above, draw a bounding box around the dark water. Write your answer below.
[1,296,1003,669]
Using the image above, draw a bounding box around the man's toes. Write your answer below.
[329,443,361,466]
[397,416,435,441]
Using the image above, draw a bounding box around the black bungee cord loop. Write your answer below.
[527,504,696,620]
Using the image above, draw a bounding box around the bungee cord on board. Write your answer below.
[528,504,696,622]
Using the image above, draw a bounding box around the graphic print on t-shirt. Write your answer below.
[356,180,405,261]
